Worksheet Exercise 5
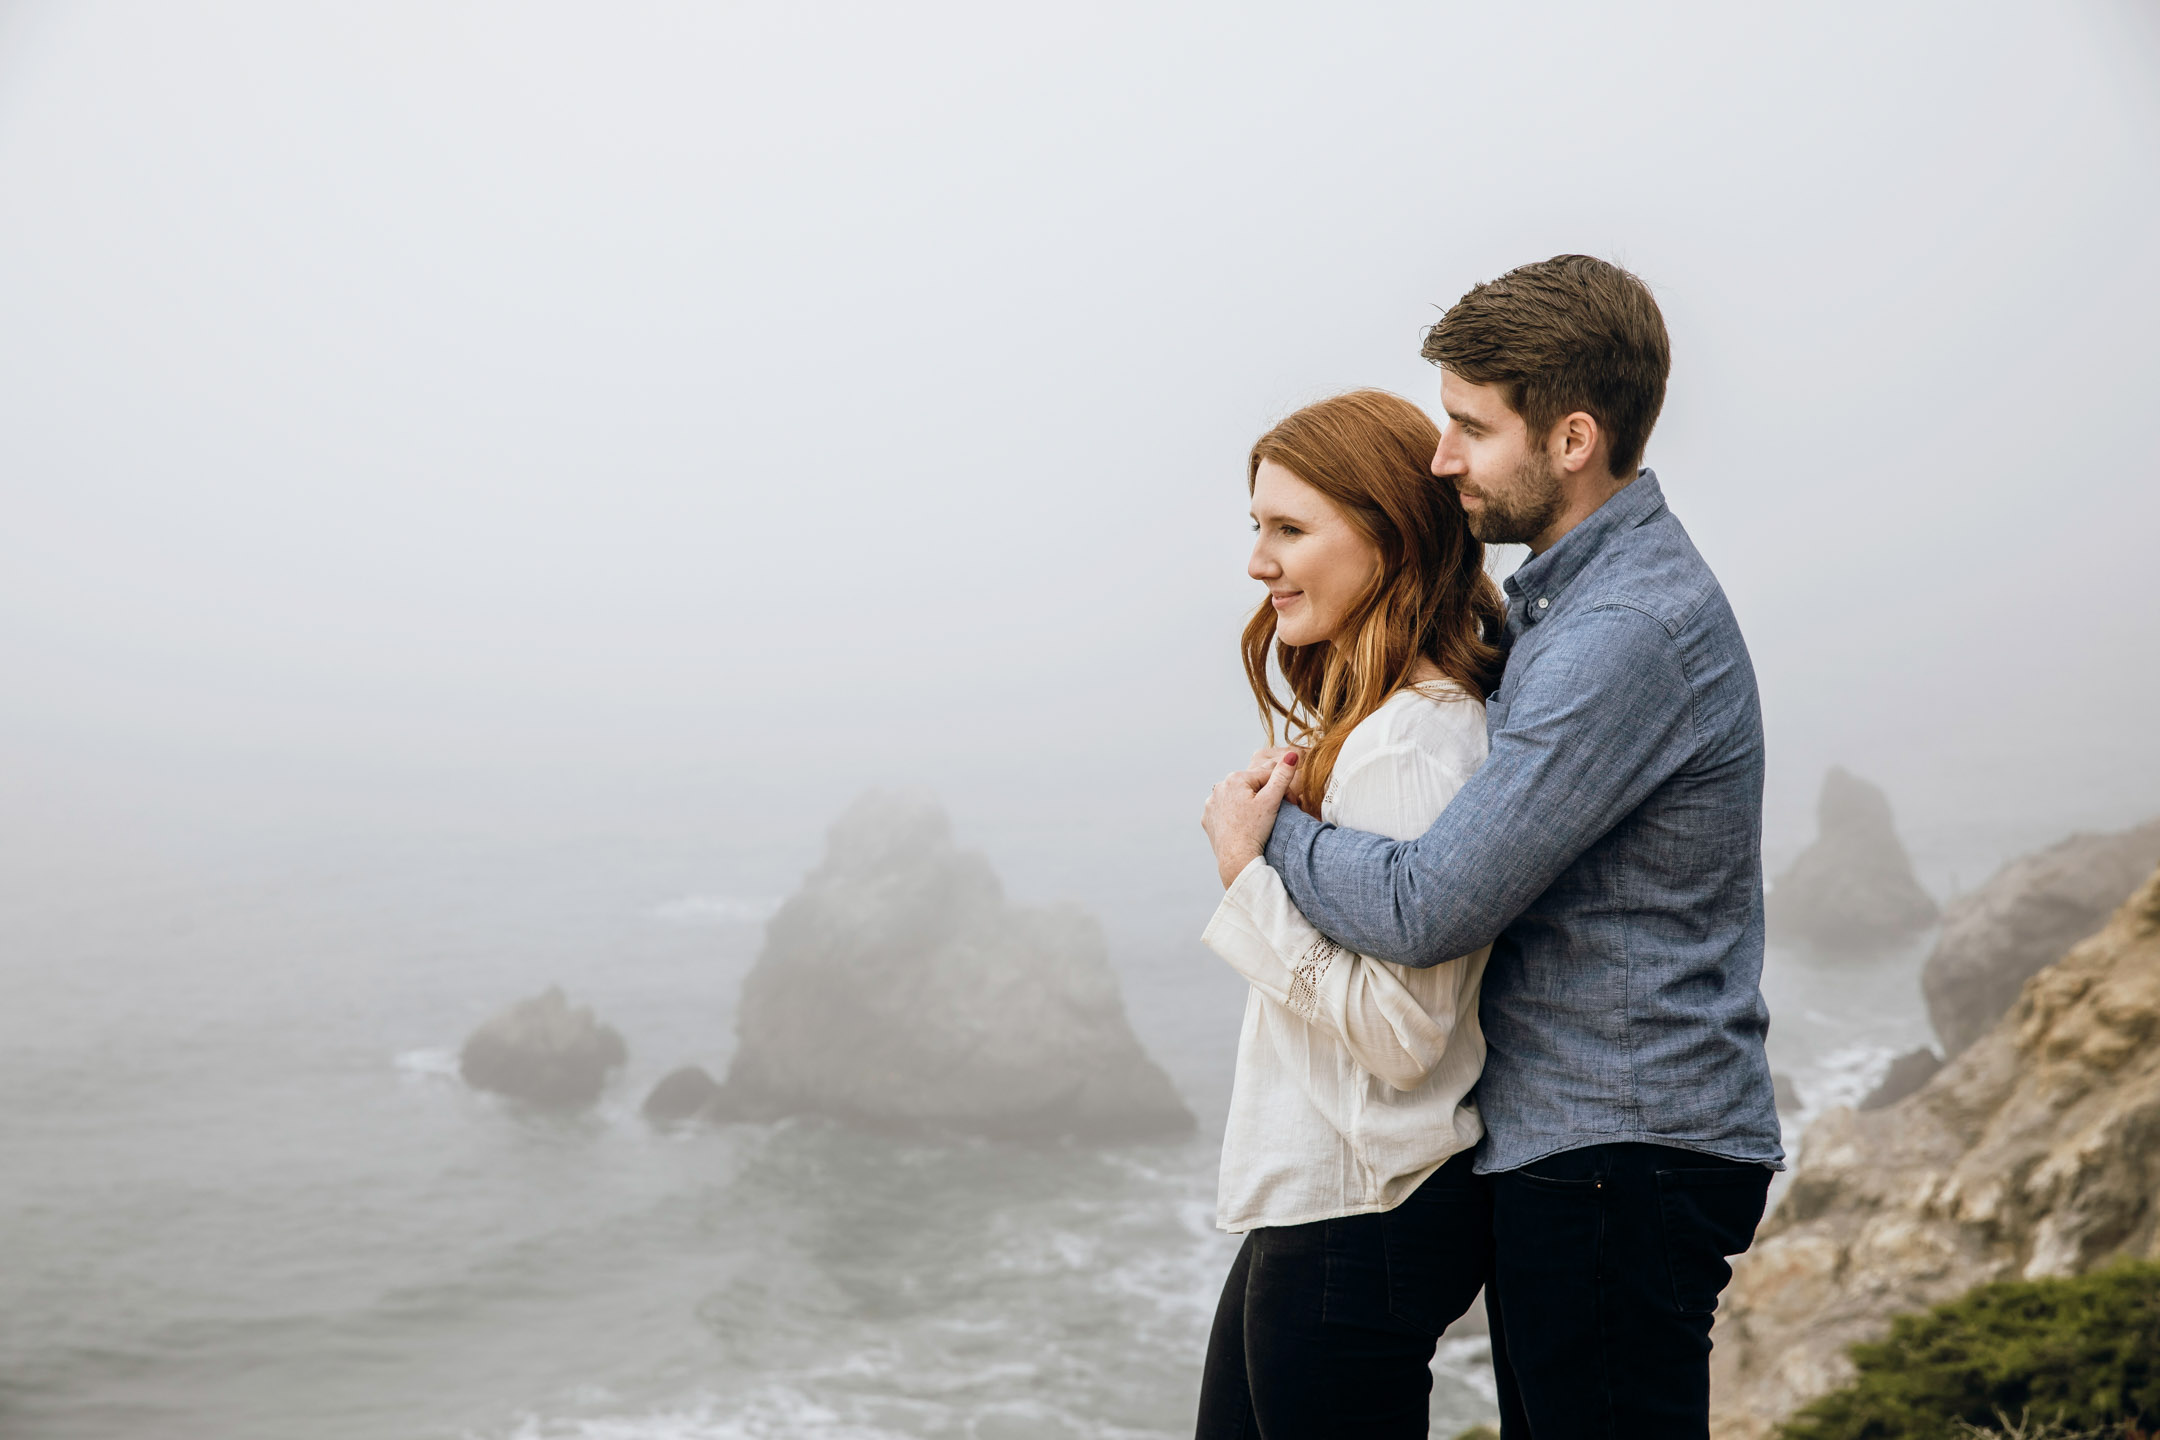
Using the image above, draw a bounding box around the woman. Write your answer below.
[1195,389,1506,1439]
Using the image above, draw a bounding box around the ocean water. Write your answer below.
[0,819,1508,1440]
[3,788,2057,1440]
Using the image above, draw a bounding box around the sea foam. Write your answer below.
[647,896,780,926]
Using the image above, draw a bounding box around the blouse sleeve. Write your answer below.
[1201,740,1479,1093]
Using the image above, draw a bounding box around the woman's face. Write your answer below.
[1248,459,1383,648]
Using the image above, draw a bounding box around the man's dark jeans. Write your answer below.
[1487,1142,1770,1439]
[1195,1150,1490,1439]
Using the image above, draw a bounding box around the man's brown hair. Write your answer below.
[1421,254,1671,479]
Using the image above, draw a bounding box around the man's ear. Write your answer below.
[1552,411,1603,476]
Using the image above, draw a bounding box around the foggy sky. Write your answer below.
[3,0,2157,898]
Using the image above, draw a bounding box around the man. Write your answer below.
[1205,254,1782,1438]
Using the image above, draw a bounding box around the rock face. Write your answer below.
[459,986,628,1107]
[1767,768,1938,949]
[1708,862,2160,1439]
[705,791,1194,1142]
[1922,817,2160,1058]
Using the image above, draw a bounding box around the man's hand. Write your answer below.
[1202,751,1299,888]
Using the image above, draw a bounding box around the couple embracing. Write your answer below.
[1194,254,1783,1439]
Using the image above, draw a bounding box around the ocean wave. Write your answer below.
[487,1388,909,1440]
[1803,1043,1897,1120]
[1435,1336,1498,1405]
[648,896,781,926]
[394,1046,461,1081]
[483,1374,1145,1440]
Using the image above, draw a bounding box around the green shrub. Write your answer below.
[1778,1261,2160,1440]
[1951,1411,2140,1439]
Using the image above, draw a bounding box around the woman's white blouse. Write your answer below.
[1204,684,1491,1233]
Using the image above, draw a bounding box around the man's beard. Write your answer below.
[1460,451,1565,546]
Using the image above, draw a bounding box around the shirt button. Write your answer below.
[1536,597,1549,610]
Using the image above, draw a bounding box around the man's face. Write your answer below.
[1431,370,1564,547]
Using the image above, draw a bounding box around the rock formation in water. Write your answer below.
[1766,768,1939,949]
[1856,1047,1941,1111]
[1922,817,2160,1058]
[641,1064,724,1122]
[700,790,1195,1142]
[1707,861,2160,1439]
[459,986,628,1108]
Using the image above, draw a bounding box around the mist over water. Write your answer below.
[3,2,2158,1436]
[0,827,1260,1439]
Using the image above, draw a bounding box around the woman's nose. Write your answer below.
[1248,544,1278,582]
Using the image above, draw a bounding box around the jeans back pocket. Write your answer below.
[1653,1164,1769,1316]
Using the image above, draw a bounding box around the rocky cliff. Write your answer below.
[1709,862,2160,1439]
[1768,768,1939,949]
[699,790,1194,1142]
[1923,817,2160,1057]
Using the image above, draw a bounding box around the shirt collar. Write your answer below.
[1502,468,1667,622]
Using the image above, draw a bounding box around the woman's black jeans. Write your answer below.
[1195,1149,1490,1440]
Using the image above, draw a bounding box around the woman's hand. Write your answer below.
[1244,744,1304,806]
[1202,751,1299,888]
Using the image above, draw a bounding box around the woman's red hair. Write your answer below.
[1243,389,1506,817]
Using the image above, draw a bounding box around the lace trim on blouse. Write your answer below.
[1286,935,1341,1022]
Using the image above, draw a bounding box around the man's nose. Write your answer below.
[1431,437,1466,478]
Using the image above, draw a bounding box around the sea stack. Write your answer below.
[1767,767,1938,949]
[701,789,1194,1142]
[459,986,628,1108]
[641,1064,724,1123]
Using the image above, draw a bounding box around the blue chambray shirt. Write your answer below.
[1264,471,1783,1174]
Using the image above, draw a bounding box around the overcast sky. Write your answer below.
[2,0,2156,897]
